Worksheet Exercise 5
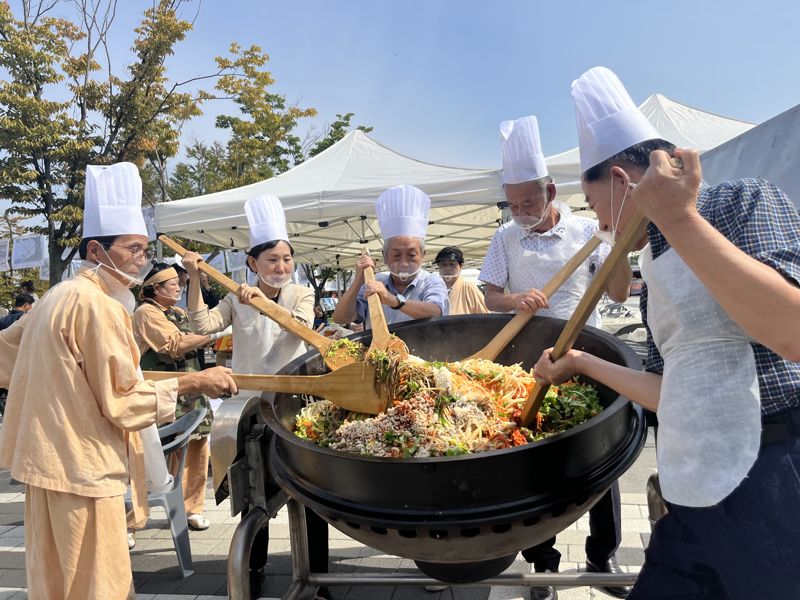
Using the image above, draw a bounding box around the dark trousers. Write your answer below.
[522,481,622,571]
[629,435,800,600]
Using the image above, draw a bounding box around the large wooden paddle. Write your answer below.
[142,362,389,415]
[361,249,409,357]
[467,235,602,361]
[519,210,649,426]
[159,235,361,371]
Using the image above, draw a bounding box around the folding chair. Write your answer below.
[130,407,208,578]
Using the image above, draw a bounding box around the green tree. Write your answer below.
[0,0,206,284]
[209,43,317,189]
[306,112,373,159]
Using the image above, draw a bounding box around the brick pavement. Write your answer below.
[0,430,656,600]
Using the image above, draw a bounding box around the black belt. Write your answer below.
[761,406,800,446]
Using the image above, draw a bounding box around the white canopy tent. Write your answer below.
[700,102,800,209]
[155,94,754,268]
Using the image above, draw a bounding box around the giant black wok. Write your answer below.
[263,314,646,583]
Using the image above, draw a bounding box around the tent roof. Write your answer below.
[155,94,754,268]
[700,102,800,209]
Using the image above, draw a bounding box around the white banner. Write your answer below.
[11,234,46,270]
[225,250,248,273]
[0,239,9,272]
[142,206,157,241]
[205,252,226,273]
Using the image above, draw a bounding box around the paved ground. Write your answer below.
[0,429,656,600]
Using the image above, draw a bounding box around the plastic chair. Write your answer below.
[129,407,208,578]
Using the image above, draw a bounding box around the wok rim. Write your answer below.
[265,314,644,465]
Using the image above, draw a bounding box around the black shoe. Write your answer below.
[531,569,558,600]
[586,555,632,599]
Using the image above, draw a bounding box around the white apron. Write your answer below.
[640,245,761,507]
[229,294,308,396]
[505,211,601,328]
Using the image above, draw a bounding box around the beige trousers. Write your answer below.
[25,484,134,599]
[169,436,209,515]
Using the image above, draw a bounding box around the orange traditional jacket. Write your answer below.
[448,277,490,316]
[0,270,178,499]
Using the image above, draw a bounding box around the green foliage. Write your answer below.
[307,112,373,159]
[0,0,207,284]
[168,44,318,198]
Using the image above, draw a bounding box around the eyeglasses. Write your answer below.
[110,243,155,261]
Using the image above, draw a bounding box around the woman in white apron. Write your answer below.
[182,195,332,600]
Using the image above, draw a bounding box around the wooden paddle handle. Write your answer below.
[143,370,337,396]
[519,210,649,426]
[158,235,332,353]
[361,250,394,346]
[470,236,602,361]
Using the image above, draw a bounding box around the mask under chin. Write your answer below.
[261,274,292,288]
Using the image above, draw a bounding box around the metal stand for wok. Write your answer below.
[269,500,638,600]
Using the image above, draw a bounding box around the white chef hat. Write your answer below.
[245,195,288,249]
[376,184,430,240]
[572,66,661,173]
[82,163,148,238]
[500,115,549,185]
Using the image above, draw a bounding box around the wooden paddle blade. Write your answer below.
[468,236,602,361]
[143,362,389,415]
[519,210,649,427]
[158,235,352,371]
[361,249,407,357]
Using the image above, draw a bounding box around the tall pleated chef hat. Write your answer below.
[83,162,148,238]
[571,66,661,173]
[500,115,548,185]
[245,195,289,249]
[376,184,430,240]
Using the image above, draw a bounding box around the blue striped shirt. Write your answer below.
[356,270,449,327]
[640,179,800,416]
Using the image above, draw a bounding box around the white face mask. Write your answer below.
[258,271,293,289]
[389,264,421,282]
[597,173,637,246]
[438,265,460,281]
[511,199,551,231]
[83,260,137,314]
[95,246,151,288]
[155,287,182,302]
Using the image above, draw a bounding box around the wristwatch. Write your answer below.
[392,293,407,310]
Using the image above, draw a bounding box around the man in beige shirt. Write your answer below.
[0,163,236,600]
[434,246,490,315]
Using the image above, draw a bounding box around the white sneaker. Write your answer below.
[127,532,136,550]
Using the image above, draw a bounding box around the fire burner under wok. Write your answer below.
[263,314,647,583]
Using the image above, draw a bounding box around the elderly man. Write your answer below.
[535,66,800,600]
[0,163,237,599]
[480,116,632,600]
[333,184,448,327]
[434,246,489,315]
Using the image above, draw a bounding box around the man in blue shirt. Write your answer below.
[333,185,448,327]
[535,66,800,599]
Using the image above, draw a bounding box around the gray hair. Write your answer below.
[382,237,425,259]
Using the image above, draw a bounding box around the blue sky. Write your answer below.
[9,0,800,169]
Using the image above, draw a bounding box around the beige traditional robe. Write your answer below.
[132,301,209,515]
[447,277,490,315]
[132,301,190,359]
[0,270,179,600]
